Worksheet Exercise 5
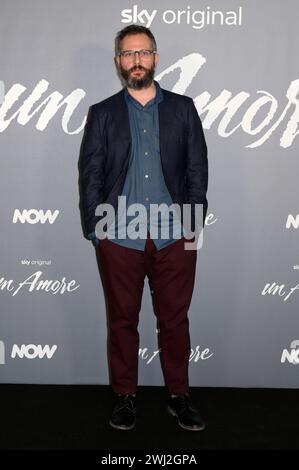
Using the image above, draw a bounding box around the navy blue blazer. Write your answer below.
[78,84,208,239]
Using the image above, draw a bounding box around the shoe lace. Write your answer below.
[117,394,135,412]
[173,394,193,413]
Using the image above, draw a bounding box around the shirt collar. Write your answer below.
[124,80,163,109]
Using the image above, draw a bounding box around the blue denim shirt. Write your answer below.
[91,81,184,250]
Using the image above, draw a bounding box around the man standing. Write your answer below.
[79,25,208,431]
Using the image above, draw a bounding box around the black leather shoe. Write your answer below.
[167,394,206,431]
[109,394,136,430]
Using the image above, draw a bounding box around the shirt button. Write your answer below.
[145,151,148,156]
[143,129,147,133]
[145,197,149,201]
[145,174,149,178]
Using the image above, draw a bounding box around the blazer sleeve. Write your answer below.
[78,105,106,238]
[185,98,208,229]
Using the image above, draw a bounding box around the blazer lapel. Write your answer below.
[113,88,132,142]
[158,91,173,168]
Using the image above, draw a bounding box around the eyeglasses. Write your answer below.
[118,49,157,60]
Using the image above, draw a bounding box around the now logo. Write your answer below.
[281,340,299,365]
[286,214,299,229]
[13,209,59,224]
[11,344,57,359]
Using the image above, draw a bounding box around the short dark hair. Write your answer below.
[115,25,157,56]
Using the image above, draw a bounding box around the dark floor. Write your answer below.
[0,385,298,450]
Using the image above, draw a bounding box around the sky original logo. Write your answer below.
[121,5,157,27]
[121,5,243,29]
[281,340,299,365]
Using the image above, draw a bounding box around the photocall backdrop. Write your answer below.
[0,0,298,387]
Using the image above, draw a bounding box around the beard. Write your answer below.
[118,63,155,90]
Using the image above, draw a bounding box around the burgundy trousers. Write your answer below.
[96,231,197,395]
